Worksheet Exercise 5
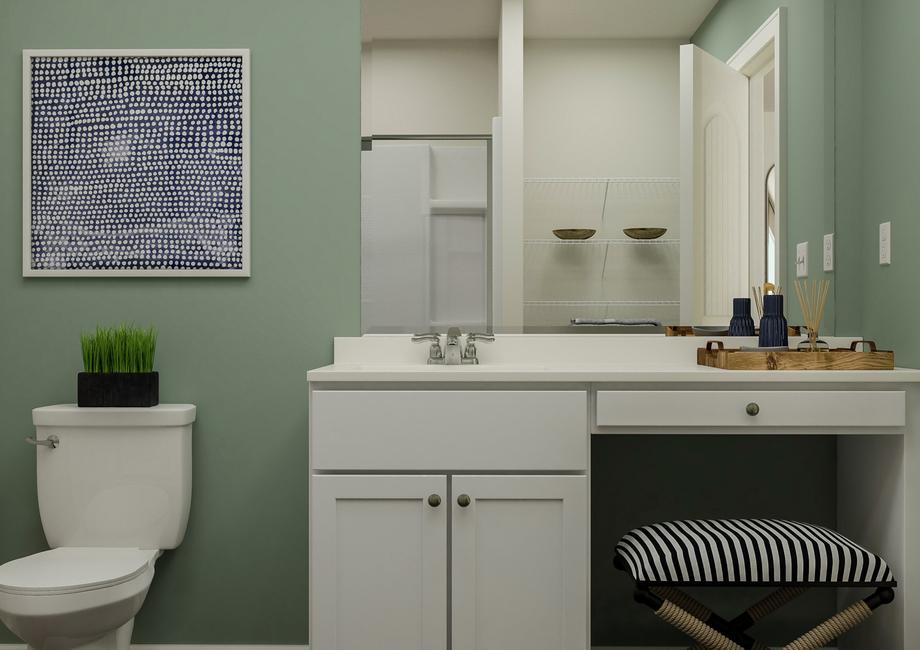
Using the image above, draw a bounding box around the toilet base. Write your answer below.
[26,619,134,650]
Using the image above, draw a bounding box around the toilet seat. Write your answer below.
[0,548,158,596]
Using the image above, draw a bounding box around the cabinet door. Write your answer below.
[451,476,587,650]
[311,475,447,650]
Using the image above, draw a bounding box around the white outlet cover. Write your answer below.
[880,221,891,265]
[796,241,809,278]
[823,233,834,272]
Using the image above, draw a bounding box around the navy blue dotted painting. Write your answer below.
[28,54,246,273]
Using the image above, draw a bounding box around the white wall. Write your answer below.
[522,39,683,328]
[524,39,681,177]
[362,39,498,135]
[497,0,525,331]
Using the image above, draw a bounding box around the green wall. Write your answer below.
[858,0,920,366]
[0,0,359,643]
[693,0,839,332]
[833,0,865,336]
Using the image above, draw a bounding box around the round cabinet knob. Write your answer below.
[457,494,471,508]
[746,402,760,417]
[427,494,441,508]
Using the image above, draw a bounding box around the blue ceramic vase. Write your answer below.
[729,298,756,336]
[759,294,789,348]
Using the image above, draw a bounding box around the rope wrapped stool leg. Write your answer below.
[655,600,745,650]
[652,586,758,646]
[782,600,872,650]
[687,639,771,650]
[745,587,808,623]
[650,586,713,621]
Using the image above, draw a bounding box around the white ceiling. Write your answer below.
[525,0,719,40]
[362,0,502,42]
[362,0,719,42]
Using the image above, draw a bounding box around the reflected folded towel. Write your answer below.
[571,318,661,326]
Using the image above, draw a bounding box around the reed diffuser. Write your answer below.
[751,282,782,320]
[793,280,830,352]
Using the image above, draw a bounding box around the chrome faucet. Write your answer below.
[412,328,494,365]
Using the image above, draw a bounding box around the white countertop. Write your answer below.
[308,334,920,384]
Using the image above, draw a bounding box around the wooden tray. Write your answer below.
[667,325,802,337]
[697,340,894,371]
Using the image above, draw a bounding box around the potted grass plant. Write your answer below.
[78,324,159,407]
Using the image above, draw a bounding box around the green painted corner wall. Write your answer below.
[693,0,839,332]
[858,0,920,367]
[0,0,360,643]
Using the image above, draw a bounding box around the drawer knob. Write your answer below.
[746,402,760,416]
[457,494,471,508]
[427,494,441,508]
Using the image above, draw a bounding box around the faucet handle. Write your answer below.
[462,332,494,365]
[412,332,444,364]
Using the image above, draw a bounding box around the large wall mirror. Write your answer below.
[360,0,786,334]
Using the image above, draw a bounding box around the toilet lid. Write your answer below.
[0,548,157,596]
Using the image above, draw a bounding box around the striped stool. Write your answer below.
[615,519,896,650]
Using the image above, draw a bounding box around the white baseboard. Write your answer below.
[0,646,831,650]
[0,646,310,650]
[0,644,820,649]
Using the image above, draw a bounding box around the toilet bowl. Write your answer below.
[0,548,160,650]
[0,405,195,650]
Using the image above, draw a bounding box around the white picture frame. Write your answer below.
[22,49,251,277]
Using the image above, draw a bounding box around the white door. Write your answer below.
[311,475,447,650]
[680,44,750,326]
[451,475,588,650]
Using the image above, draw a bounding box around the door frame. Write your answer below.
[729,8,787,296]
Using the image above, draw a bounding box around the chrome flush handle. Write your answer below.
[26,434,60,449]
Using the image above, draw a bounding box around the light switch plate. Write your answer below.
[796,241,809,278]
[823,233,834,272]
[880,221,891,265]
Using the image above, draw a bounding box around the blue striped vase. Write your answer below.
[758,294,789,348]
[729,298,756,336]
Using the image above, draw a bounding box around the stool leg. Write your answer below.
[655,599,747,650]
[781,588,894,650]
[650,586,713,620]
[650,586,758,647]
[728,587,808,631]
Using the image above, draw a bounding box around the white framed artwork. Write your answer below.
[23,49,250,276]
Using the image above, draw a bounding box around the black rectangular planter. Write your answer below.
[77,372,159,407]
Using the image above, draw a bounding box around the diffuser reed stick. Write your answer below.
[752,283,783,320]
[793,280,830,351]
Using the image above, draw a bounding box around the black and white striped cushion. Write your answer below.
[616,519,895,587]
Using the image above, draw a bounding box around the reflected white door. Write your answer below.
[451,475,588,650]
[311,475,448,650]
[680,44,750,326]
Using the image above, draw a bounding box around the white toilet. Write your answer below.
[0,404,195,650]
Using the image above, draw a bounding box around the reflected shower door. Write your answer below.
[361,139,490,334]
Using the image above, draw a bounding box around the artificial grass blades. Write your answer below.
[81,324,157,374]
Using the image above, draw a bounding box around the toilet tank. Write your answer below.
[31,404,195,550]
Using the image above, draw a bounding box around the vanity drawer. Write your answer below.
[311,390,587,470]
[595,391,906,428]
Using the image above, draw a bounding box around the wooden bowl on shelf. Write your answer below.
[623,227,667,240]
[552,229,597,240]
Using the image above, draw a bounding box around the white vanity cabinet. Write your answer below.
[311,475,448,650]
[309,334,920,649]
[451,475,587,650]
[309,388,589,650]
